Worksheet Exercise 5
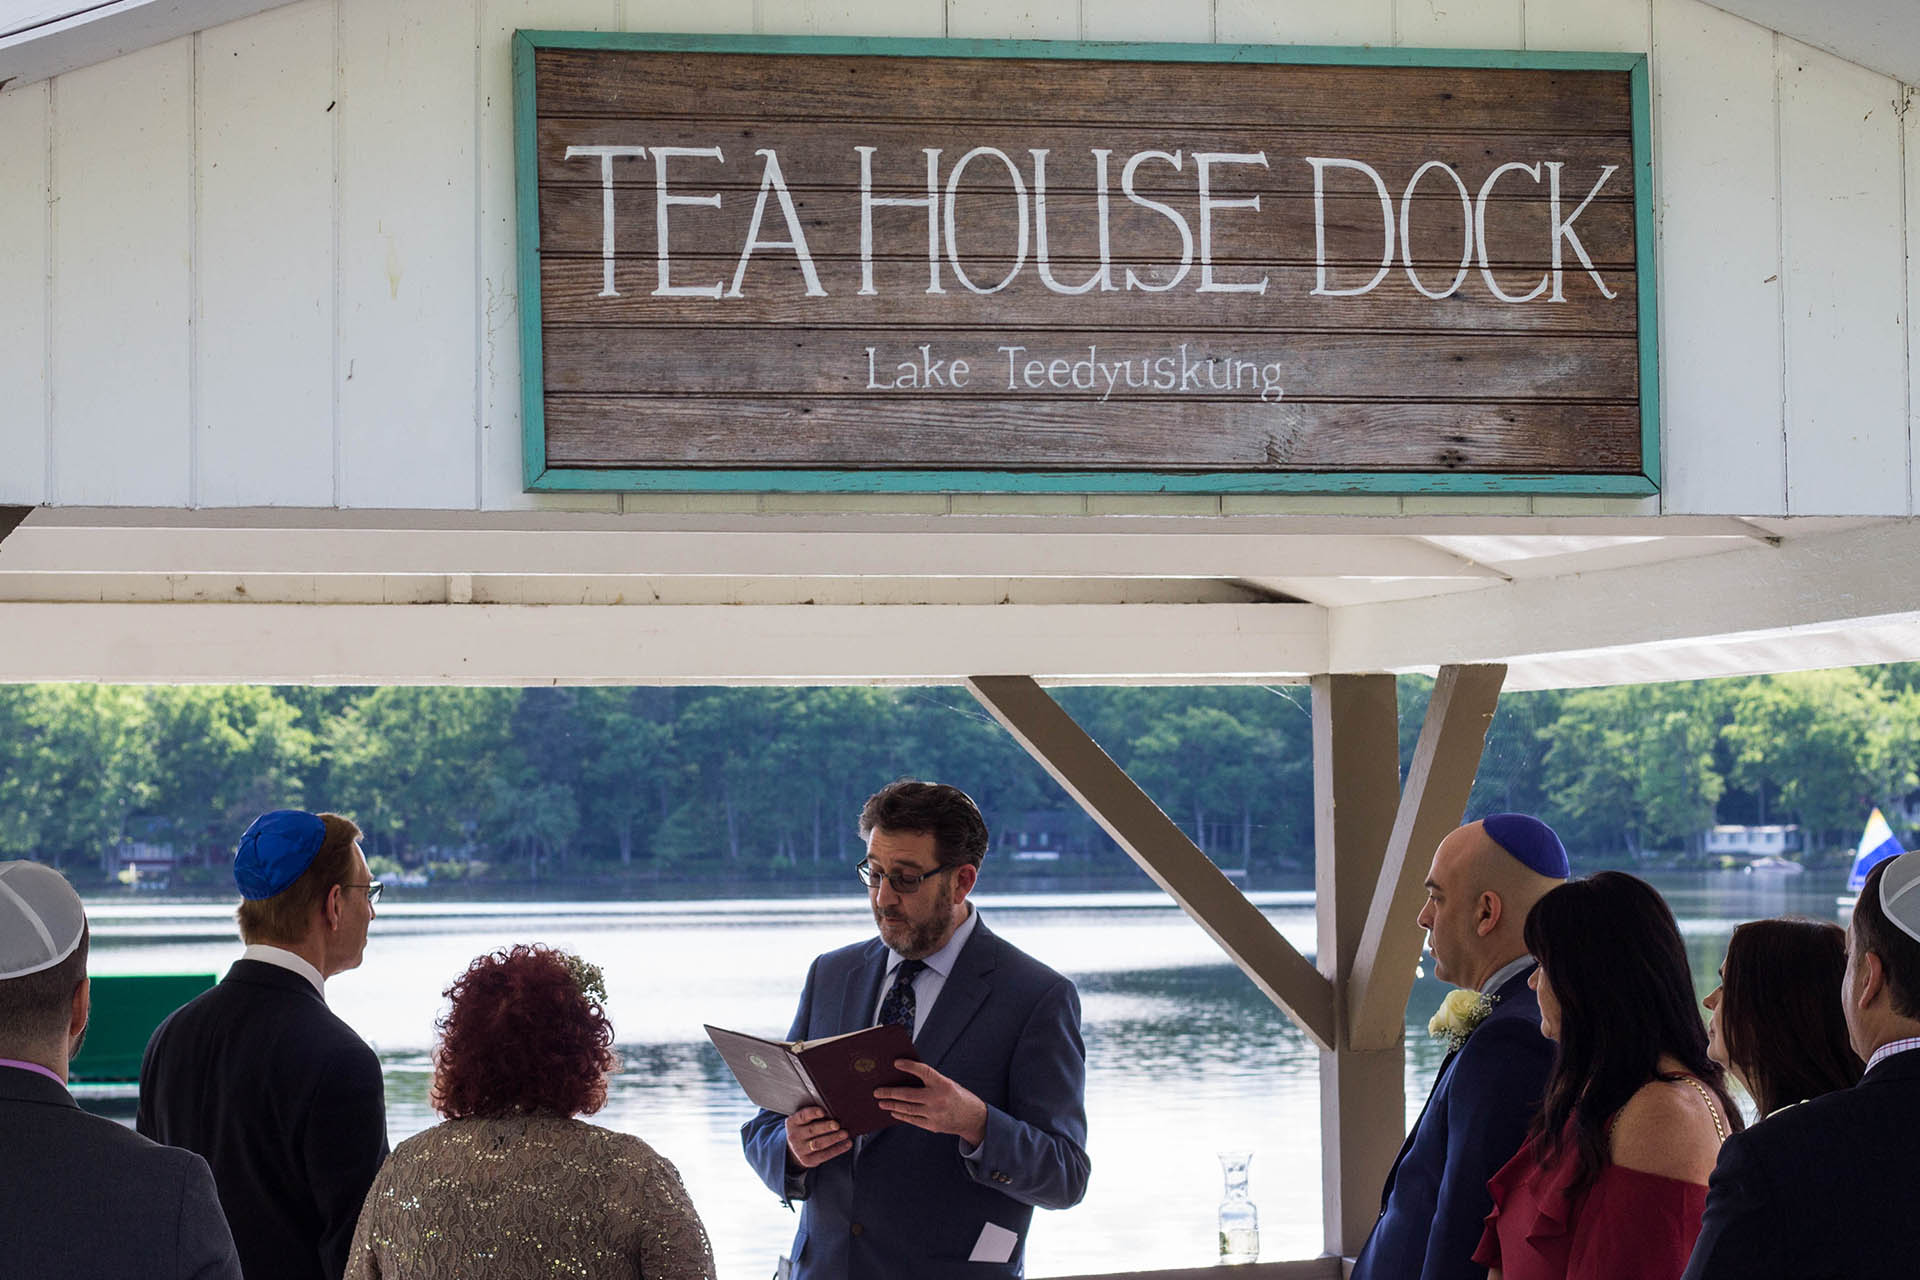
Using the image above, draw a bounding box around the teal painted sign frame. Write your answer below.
[513,31,1658,496]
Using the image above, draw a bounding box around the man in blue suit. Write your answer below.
[1352,814,1568,1280]
[742,780,1090,1280]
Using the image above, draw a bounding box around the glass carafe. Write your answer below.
[1217,1149,1259,1264]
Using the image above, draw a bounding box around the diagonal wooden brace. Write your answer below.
[966,674,1336,1051]
[1345,663,1507,1052]
[0,507,30,551]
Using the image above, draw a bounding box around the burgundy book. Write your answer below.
[706,1022,920,1136]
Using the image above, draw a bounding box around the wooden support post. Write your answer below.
[1347,665,1507,1051]
[0,507,29,550]
[966,675,1336,1050]
[1311,673,1405,1261]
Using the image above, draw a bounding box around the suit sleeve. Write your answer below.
[136,1013,171,1141]
[960,975,1091,1211]
[1679,1131,1785,1280]
[741,958,822,1204]
[303,1038,390,1280]
[341,1152,391,1280]
[171,1151,244,1280]
[1420,1019,1552,1280]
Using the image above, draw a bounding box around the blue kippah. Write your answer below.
[234,810,328,900]
[1481,813,1570,879]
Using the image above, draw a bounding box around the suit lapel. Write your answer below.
[1378,965,1535,1205]
[910,922,997,1070]
[839,940,891,1035]
[1379,1047,1459,1205]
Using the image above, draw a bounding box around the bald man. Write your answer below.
[1351,815,1569,1280]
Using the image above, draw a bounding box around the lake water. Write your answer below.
[83,871,1847,1279]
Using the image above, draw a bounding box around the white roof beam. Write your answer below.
[1331,518,1920,685]
[0,1,302,91]
[0,600,1329,685]
[0,524,1501,582]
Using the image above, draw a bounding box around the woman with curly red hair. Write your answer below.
[345,944,714,1279]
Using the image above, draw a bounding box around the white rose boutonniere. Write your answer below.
[1428,988,1494,1052]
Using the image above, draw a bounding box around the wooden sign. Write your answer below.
[514,35,1656,494]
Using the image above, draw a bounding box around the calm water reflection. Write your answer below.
[83,872,1847,1278]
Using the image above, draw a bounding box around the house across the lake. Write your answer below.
[1703,825,1804,860]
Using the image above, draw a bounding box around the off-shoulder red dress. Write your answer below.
[1471,1130,1708,1280]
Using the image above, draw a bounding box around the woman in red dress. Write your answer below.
[1474,872,1741,1280]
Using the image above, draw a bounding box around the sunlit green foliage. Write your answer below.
[0,669,1914,878]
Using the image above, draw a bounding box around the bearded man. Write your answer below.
[741,780,1090,1280]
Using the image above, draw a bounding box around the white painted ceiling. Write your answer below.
[1706,0,1920,86]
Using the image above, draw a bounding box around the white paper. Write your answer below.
[968,1222,1019,1264]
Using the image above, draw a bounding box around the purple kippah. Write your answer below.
[1481,813,1570,879]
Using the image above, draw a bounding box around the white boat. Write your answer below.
[1744,855,1806,876]
[1836,808,1905,916]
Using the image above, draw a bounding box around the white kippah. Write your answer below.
[0,861,86,980]
[1881,850,1920,945]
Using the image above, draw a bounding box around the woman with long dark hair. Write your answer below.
[1473,872,1740,1280]
[1703,917,1862,1120]
[345,944,715,1279]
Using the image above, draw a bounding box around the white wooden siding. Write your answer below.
[50,39,194,507]
[759,0,945,38]
[1651,0,1786,514]
[1396,0,1524,51]
[1215,1,1390,47]
[0,81,48,505]
[197,2,337,508]
[1079,0,1211,43]
[1526,0,1649,52]
[1779,39,1910,516]
[336,0,480,509]
[0,0,1915,516]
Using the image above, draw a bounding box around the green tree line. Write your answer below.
[1,668,1916,882]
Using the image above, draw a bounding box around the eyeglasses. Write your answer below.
[341,880,383,904]
[855,859,957,894]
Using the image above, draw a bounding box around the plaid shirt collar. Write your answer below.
[1865,1036,1920,1075]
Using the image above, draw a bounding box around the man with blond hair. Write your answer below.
[2,860,241,1279]
[139,810,388,1280]
[1352,814,1569,1280]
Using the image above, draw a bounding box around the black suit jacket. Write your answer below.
[1682,1045,1920,1280]
[137,959,389,1280]
[1,1064,241,1280]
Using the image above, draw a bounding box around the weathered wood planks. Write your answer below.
[519,39,1651,486]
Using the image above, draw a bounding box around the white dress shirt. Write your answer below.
[241,943,326,998]
[871,903,981,1039]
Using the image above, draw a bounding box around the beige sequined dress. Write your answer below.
[344,1115,716,1280]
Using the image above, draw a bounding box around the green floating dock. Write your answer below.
[71,973,214,1083]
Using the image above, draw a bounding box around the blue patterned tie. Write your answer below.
[878,959,927,1033]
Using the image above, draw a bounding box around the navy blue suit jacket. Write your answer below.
[1681,1045,1920,1280]
[741,917,1090,1280]
[138,960,389,1280]
[1352,965,1554,1280]
[1,1064,241,1280]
